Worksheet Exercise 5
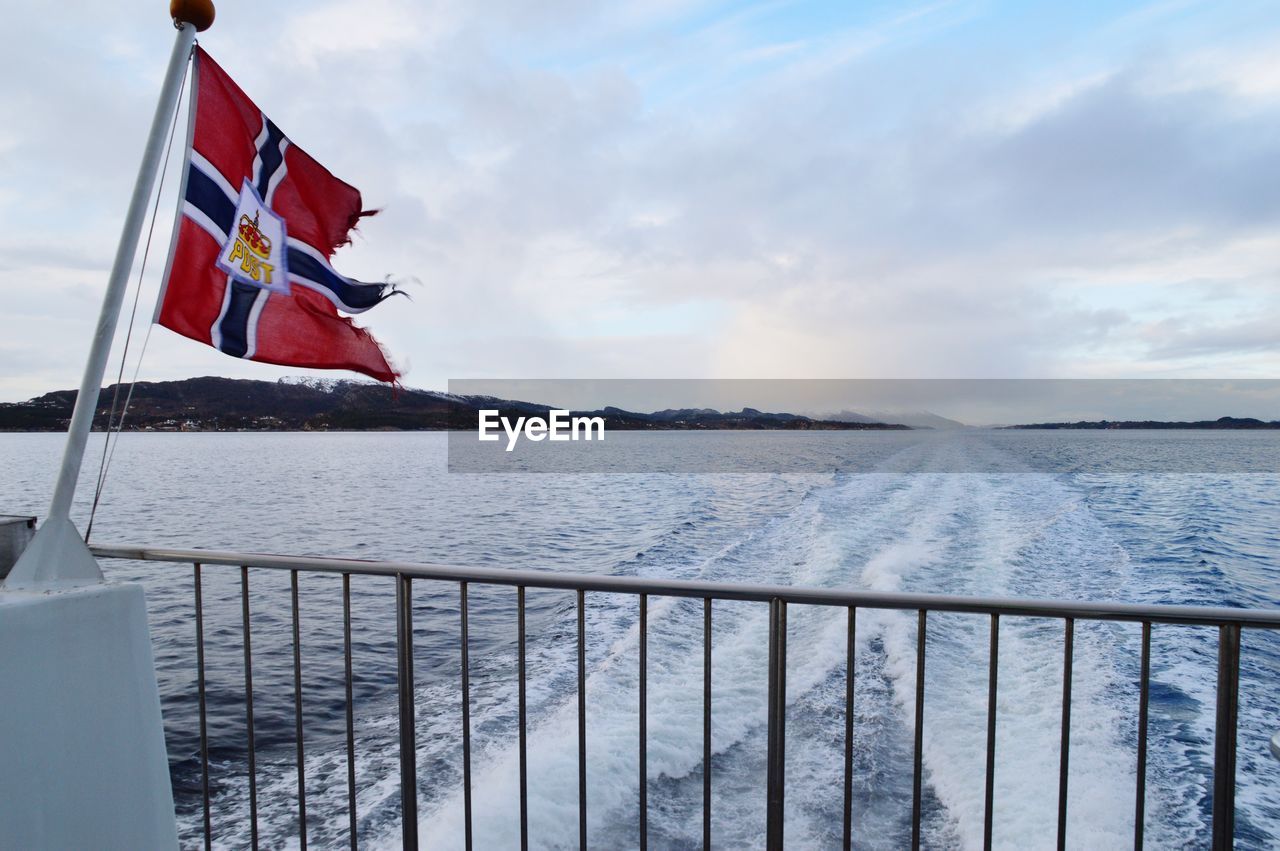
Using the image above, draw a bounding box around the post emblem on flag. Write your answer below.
[219,185,288,293]
[156,47,402,382]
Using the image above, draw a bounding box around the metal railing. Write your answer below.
[90,543,1280,851]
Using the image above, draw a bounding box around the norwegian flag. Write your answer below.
[156,47,400,382]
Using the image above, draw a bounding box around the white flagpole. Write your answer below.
[7,8,211,586]
[46,21,198,525]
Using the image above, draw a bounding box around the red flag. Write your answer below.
[156,47,401,382]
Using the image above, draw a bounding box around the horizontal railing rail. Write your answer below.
[90,542,1280,851]
[90,544,1280,628]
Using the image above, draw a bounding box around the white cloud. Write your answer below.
[1152,38,1280,100]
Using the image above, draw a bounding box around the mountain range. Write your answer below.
[0,377,912,432]
[816,409,968,430]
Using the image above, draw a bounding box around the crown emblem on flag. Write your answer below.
[237,211,272,257]
[215,179,289,293]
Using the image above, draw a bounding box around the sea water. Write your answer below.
[0,430,1277,849]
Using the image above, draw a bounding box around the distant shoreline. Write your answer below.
[1004,416,1280,430]
[3,377,1277,433]
[4,423,1279,434]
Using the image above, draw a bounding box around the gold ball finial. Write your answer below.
[170,0,215,32]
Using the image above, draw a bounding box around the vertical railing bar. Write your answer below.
[578,589,588,851]
[911,609,926,851]
[396,574,419,851]
[842,605,855,851]
[460,582,474,851]
[640,593,649,851]
[765,598,787,851]
[194,563,212,851]
[1134,620,1150,851]
[1211,622,1241,851]
[240,565,260,851]
[518,585,528,851]
[291,569,309,850]
[703,597,712,851]
[983,613,999,851]
[1057,617,1074,851]
[343,573,358,851]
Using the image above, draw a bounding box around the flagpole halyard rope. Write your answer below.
[86,56,191,541]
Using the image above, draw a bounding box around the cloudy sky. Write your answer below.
[2,0,1279,403]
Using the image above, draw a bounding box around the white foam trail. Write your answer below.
[354,433,1263,849]
[832,460,1142,849]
